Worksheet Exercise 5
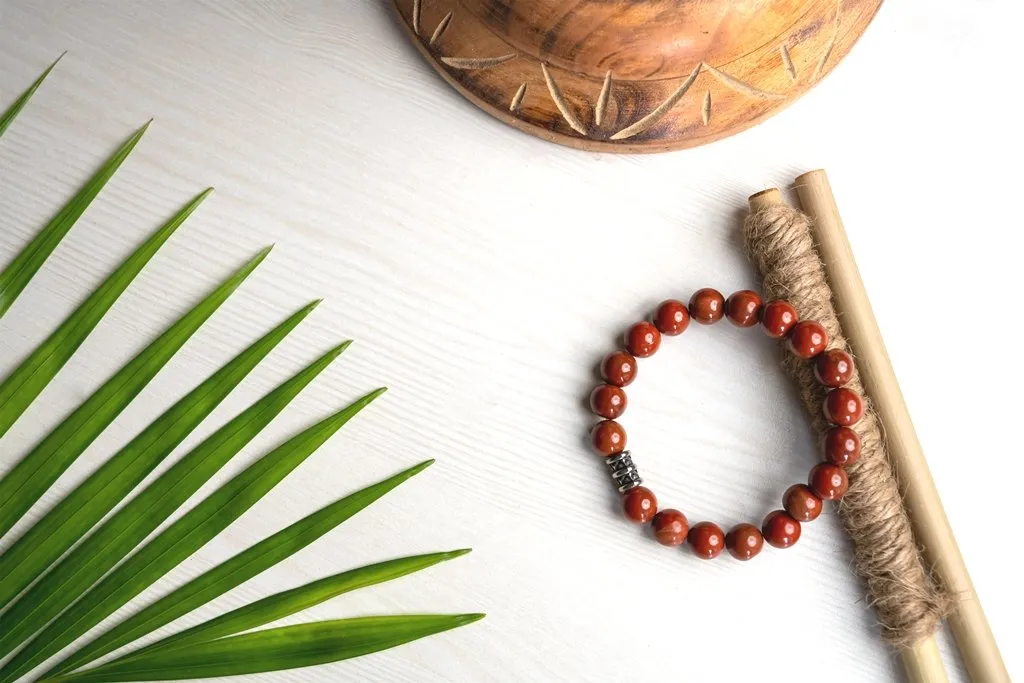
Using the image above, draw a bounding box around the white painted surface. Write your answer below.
[1,1,1021,681]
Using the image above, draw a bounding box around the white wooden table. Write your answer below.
[1,2,1021,681]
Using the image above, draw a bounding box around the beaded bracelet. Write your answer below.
[588,288,864,561]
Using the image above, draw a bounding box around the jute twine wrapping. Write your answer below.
[744,204,952,648]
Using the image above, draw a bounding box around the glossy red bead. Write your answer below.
[654,299,690,336]
[725,290,763,328]
[625,321,661,358]
[623,486,657,523]
[590,420,626,456]
[689,288,725,325]
[783,484,823,521]
[824,426,861,466]
[808,463,849,500]
[601,351,637,387]
[589,384,627,420]
[787,321,829,359]
[688,522,726,559]
[762,510,801,548]
[824,388,864,426]
[652,509,689,546]
[815,349,855,387]
[760,300,799,339]
[725,523,764,561]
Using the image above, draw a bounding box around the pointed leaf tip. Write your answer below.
[40,52,65,77]
[409,459,435,476]
[243,246,273,270]
[0,55,64,140]
[329,339,354,357]
[458,613,486,625]
[446,548,472,559]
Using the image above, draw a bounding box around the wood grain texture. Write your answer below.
[391,0,882,152]
[0,1,1021,681]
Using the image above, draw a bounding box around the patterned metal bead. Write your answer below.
[605,450,642,493]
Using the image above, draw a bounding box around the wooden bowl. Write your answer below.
[392,0,882,152]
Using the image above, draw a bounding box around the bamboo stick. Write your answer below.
[746,185,948,683]
[793,169,1008,683]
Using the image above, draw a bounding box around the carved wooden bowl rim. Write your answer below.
[392,0,884,153]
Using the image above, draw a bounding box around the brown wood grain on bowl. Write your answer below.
[391,0,883,152]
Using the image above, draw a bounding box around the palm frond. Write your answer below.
[0,300,319,610]
[0,120,150,319]
[49,460,435,677]
[52,615,486,682]
[0,388,386,682]
[1,56,481,681]
[96,551,471,664]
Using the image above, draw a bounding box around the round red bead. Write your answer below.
[725,523,764,561]
[762,510,801,548]
[725,290,763,327]
[654,299,690,336]
[688,522,726,559]
[783,484,823,521]
[625,321,661,358]
[808,463,849,500]
[814,349,855,387]
[590,420,626,456]
[824,388,864,426]
[689,289,725,325]
[589,384,627,420]
[824,426,861,466]
[788,321,829,359]
[652,509,689,546]
[601,351,637,387]
[623,486,657,523]
[760,300,799,339]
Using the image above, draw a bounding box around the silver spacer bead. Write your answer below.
[605,450,642,493]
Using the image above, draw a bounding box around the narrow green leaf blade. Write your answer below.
[0,53,61,139]
[53,460,434,676]
[0,300,319,610]
[0,216,252,541]
[56,614,484,682]
[111,550,470,663]
[0,186,206,444]
[0,120,150,319]
[1,387,385,682]
[0,341,347,662]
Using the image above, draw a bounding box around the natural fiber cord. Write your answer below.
[744,204,952,648]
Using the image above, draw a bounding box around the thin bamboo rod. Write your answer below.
[746,185,947,683]
[793,169,1008,683]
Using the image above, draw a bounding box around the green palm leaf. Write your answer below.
[0,53,61,139]
[0,387,385,682]
[0,300,319,610]
[51,460,434,677]
[0,186,206,446]
[0,207,251,540]
[1,55,479,683]
[0,120,150,319]
[103,550,471,664]
[53,614,485,682]
[0,341,348,660]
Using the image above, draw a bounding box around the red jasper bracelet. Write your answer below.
[588,288,864,561]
